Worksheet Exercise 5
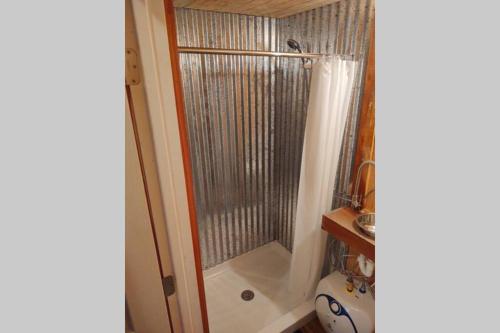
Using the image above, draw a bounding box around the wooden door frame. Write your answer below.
[129,0,208,331]
[159,4,210,331]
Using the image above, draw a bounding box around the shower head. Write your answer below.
[287,39,302,53]
[287,38,307,66]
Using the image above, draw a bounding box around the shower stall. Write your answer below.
[173,0,373,331]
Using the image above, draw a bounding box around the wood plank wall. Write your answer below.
[352,17,375,213]
[343,16,375,288]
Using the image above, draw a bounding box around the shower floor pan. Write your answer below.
[203,241,316,333]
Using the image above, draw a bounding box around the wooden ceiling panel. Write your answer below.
[173,0,341,18]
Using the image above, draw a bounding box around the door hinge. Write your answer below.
[125,48,140,86]
[162,275,175,297]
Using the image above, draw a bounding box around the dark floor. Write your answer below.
[296,316,327,333]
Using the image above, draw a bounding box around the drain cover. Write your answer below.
[241,289,254,301]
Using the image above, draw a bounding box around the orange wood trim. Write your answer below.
[352,15,375,212]
[126,85,175,332]
[162,1,210,332]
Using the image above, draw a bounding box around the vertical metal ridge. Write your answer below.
[278,56,288,246]
[201,11,223,265]
[245,15,254,252]
[252,16,259,249]
[285,59,298,249]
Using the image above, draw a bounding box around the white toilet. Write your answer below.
[315,271,374,333]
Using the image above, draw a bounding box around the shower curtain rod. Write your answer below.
[178,46,353,59]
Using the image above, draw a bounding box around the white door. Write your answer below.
[125,94,172,333]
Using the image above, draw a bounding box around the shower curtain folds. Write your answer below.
[288,57,357,301]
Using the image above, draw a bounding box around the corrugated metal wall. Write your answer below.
[275,0,374,251]
[175,0,374,269]
[175,8,279,269]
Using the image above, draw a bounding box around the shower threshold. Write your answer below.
[203,241,315,333]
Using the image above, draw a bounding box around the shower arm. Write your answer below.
[287,39,306,65]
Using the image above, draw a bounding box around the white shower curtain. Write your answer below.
[288,57,357,301]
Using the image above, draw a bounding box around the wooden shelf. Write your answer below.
[322,207,375,261]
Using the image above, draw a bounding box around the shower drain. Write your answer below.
[241,289,254,301]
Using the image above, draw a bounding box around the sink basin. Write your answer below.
[354,213,375,239]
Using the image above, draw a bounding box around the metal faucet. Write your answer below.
[351,160,375,210]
